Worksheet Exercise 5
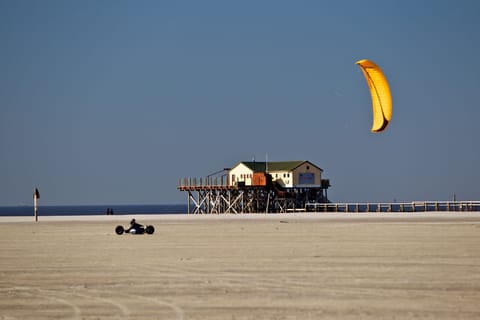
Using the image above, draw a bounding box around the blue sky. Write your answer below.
[1,0,479,205]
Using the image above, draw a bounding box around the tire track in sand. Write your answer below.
[86,288,184,320]
[0,286,140,319]
[0,286,81,320]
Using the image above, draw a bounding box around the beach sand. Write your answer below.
[1,212,480,319]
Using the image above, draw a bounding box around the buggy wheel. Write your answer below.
[115,225,124,235]
[145,225,155,235]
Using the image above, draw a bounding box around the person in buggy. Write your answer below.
[126,219,144,234]
[115,219,154,235]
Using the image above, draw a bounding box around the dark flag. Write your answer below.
[34,188,40,199]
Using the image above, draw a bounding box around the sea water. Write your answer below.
[0,204,188,217]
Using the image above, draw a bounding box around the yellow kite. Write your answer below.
[356,59,392,133]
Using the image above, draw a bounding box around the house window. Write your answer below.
[299,173,315,184]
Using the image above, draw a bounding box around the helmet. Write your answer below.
[130,219,136,225]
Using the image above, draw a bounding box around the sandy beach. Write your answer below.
[1,212,480,319]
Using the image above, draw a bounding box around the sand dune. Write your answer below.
[1,213,480,319]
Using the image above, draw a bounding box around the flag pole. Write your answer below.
[33,188,40,222]
[34,193,38,222]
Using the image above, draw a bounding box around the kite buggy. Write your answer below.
[115,219,155,235]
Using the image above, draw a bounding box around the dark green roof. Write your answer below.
[238,160,322,172]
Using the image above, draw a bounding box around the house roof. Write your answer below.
[236,160,323,172]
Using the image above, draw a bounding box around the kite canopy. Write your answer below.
[356,59,392,133]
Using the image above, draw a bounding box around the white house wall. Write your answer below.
[229,163,254,186]
[270,171,293,188]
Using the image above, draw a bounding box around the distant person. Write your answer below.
[110,208,114,215]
